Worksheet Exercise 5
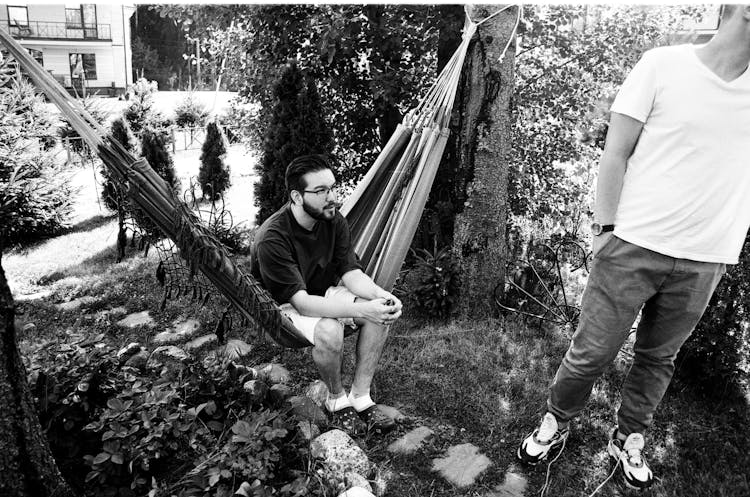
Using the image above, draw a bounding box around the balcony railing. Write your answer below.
[4,21,111,41]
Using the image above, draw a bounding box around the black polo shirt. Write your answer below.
[251,203,362,304]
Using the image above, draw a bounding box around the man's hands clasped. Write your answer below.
[359,293,403,326]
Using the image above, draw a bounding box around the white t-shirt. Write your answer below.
[610,44,750,264]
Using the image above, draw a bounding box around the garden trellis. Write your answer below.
[0,8,516,348]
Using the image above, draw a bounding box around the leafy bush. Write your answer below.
[199,121,231,200]
[677,234,750,393]
[0,77,74,248]
[254,62,333,225]
[175,92,209,128]
[409,246,461,319]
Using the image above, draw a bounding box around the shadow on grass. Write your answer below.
[60,213,117,236]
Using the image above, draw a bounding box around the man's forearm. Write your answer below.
[340,270,385,300]
[290,293,363,319]
[594,150,627,224]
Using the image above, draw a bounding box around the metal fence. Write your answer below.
[4,21,111,41]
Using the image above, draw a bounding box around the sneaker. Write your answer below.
[517,412,570,465]
[608,429,654,489]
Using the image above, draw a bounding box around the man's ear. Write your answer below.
[290,190,302,205]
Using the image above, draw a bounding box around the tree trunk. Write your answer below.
[450,4,517,316]
[0,253,77,496]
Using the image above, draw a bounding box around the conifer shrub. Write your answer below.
[199,121,231,200]
[101,117,136,212]
[254,62,333,225]
[135,127,180,241]
[174,92,208,128]
[0,78,73,248]
[123,78,171,136]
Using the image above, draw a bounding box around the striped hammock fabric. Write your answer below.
[0,19,477,348]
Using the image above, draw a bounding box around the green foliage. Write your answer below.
[157,5,440,186]
[410,246,461,319]
[509,5,707,245]
[102,117,137,213]
[124,78,170,135]
[135,127,179,241]
[678,235,750,392]
[254,63,333,225]
[175,92,209,128]
[199,121,230,200]
[0,77,73,248]
[58,96,108,160]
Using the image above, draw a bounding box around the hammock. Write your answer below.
[0,16,479,349]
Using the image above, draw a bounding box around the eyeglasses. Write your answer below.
[302,184,338,198]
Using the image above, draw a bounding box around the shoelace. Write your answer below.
[624,433,645,467]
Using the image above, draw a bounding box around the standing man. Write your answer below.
[517,5,750,489]
[252,154,403,435]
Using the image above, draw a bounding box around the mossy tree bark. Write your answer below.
[450,4,517,316]
[0,253,77,496]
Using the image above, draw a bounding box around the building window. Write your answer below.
[65,7,83,29]
[69,53,96,80]
[28,49,43,67]
[7,6,29,27]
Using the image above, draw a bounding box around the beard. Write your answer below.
[302,198,336,221]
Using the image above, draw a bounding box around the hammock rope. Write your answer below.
[0,10,510,348]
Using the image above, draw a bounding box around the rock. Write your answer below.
[153,331,181,345]
[485,469,528,497]
[387,426,434,455]
[117,311,154,328]
[117,342,142,362]
[269,383,292,404]
[56,296,97,312]
[220,339,253,360]
[184,334,218,352]
[288,395,328,426]
[297,420,321,441]
[337,487,375,497]
[170,318,201,338]
[344,472,373,492]
[258,363,291,384]
[375,405,406,423]
[125,350,149,369]
[243,380,268,403]
[147,346,189,370]
[432,443,491,488]
[311,429,371,476]
[305,379,329,406]
[22,323,37,333]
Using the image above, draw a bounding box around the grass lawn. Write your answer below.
[5,142,750,496]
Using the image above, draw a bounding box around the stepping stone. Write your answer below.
[220,339,253,360]
[184,334,218,352]
[16,290,53,302]
[387,426,434,455]
[153,331,181,345]
[56,296,97,312]
[147,345,189,370]
[338,488,375,497]
[170,318,201,338]
[376,404,406,422]
[258,363,291,384]
[117,311,154,328]
[305,379,329,406]
[311,429,372,476]
[432,443,491,488]
[485,468,527,497]
[344,472,372,492]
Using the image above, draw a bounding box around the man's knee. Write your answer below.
[314,318,344,352]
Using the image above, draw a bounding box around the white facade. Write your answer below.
[0,4,135,94]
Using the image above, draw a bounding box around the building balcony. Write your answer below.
[3,21,111,42]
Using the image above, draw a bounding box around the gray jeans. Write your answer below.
[547,236,725,435]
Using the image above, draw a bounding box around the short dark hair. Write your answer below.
[285,154,332,194]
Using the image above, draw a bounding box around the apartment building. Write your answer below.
[1,3,135,96]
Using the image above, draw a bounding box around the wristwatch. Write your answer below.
[591,222,614,236]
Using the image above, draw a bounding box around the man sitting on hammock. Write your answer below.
[251,154,403,434]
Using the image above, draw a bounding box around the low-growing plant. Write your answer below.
[410,245,461,319]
